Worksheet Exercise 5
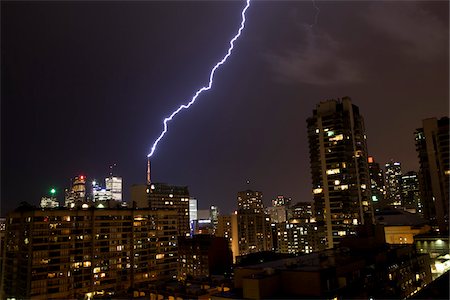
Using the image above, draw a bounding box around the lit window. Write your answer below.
[326,169,340,175]
[313,188,323,194]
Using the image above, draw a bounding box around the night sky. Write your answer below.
[2,1,448,215]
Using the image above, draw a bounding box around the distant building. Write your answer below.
[236,190,272,256]
[368,156,386,210]
[64,175,86,208]
[401,171,422,214]
[385,161,403,207]
[272,202,323,254]
[415,117,449,232]
[40,196,59,208]
[1,208,178,299]
[178,235,232,280]
[307,97,374,248]
[216,214,239,262]
[105,176,122,202]
[267,195,291,224]
[149,183,190,237]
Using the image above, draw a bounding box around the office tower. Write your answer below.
[272,195,292,207]
[189,198,198,223]
[267,195,291,224]
[210,205,219,226]
[415,117,449,232]
[105,176,122,202]
[307,97,373,248]
[385,161,403,207]
[401,171,422,215]
[216,214,239,262]
[92,180,109,202]
[236,190,272,256]
[368,156,386,209]
[1,208,178,299]
[64,175,86,208]
[178,235,232,280]
[40,197,59,208]
[149,183,190,237]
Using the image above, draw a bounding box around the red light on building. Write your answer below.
[368,157,374,163]
[80,175,85,180]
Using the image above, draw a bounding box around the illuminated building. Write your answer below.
[368,156,386,210]
[236,190,272,256]
[220,237,431,300]
[415,117,449,232]
[385,160,403,207]
[149,183,190,237]
[216,214,239,262]
[414,233,450,279]
[40,188,59,208]
[105,176,122,202]
[1,208,178,299]
[178,235,232,280]
[401,171,422,215]
[40,197,59,209]
[307,97,374,248]
[272,202,323,254]
[189,198,198,235]
[267,196,291,224]
[64,175,86,208]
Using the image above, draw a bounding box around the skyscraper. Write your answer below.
[148,183,190,237]
[368,156,386,210]
[401,171,422,215]
[415,117,449,232]
[105,176,123,202]
[64,175,86,208]
[307,97,373,248]
[236,190,272,256]
[385,160,402,207]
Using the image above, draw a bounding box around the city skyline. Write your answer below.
[2,1,448,215]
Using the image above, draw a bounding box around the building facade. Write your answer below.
[368,156,386,210]
[385,161,403,207]
[149,183,190,237]
[415,117,449,232]
[236,190,272,256]
[401,171,422,215]
[307,97,374,248]
[1,208,178,299]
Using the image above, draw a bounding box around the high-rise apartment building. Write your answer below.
[415,117,449,232]
[368,156,386,210]
[1,208,178,299]
[307,97,373,248]
[236,190,272,256]
[385,161,403,207]
[272,202,321,254]
[401,171,422,215]
[149,183,190,237]
[216,214,239,262]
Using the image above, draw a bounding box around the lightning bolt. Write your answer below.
[147,0,251,158]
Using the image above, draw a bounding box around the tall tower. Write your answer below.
[236,190,272,256]
[307,97,373,248]
[368,156,386,210]
[385,160,402,207]
[415,117,449,232]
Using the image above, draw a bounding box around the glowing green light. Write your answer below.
[50,188,56,195]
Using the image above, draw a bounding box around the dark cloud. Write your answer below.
[365,2,447,61]
[265,26,362,85]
